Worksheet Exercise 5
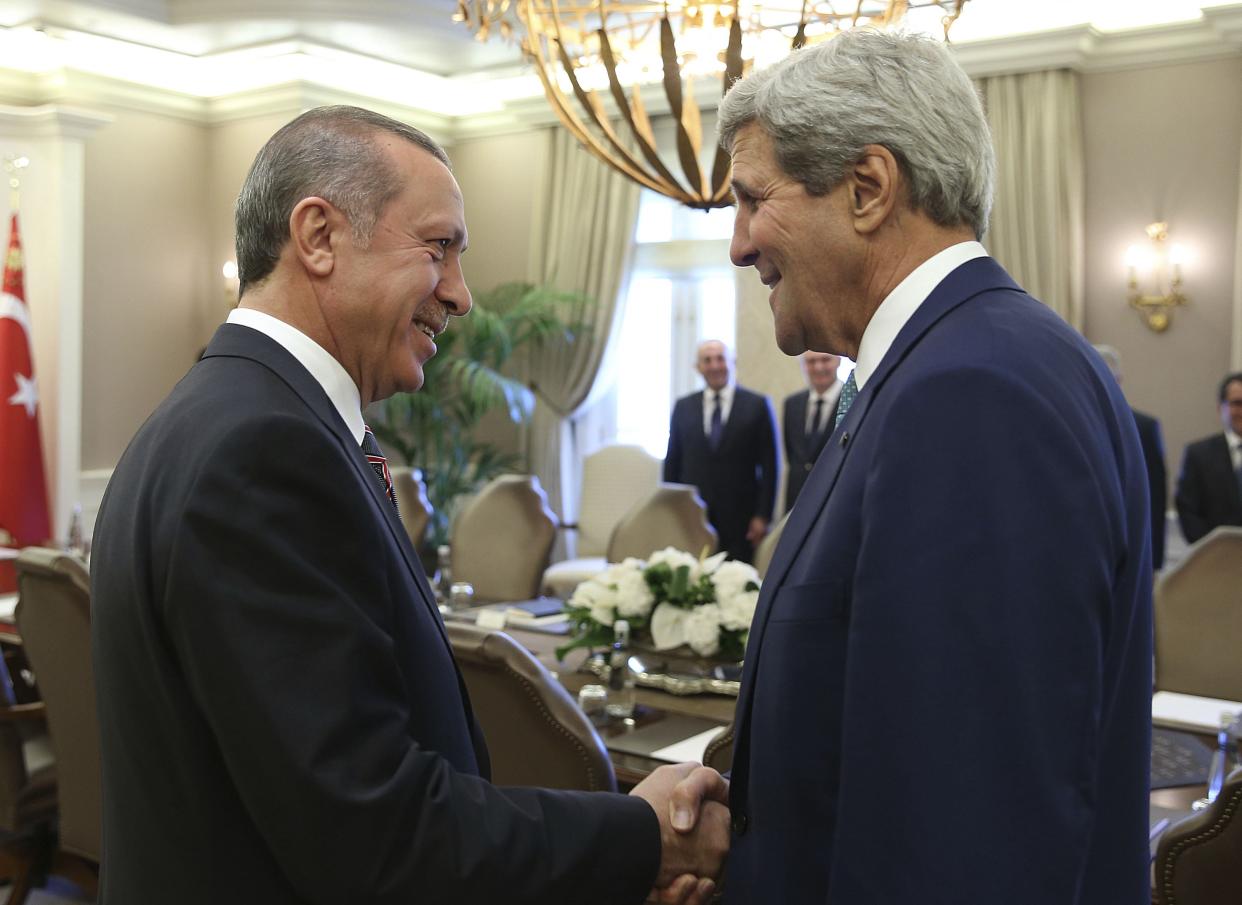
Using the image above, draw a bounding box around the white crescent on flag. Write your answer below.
[0,292,32,338]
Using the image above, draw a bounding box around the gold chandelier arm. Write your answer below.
[659,15,707,198]
[708,12,745,201]
[596,26,686,190]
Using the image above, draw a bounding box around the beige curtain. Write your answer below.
[1232,129,1242,370]
[981,69,1085,331]
[525,128,641,525]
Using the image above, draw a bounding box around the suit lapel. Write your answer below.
[733,257,1023,773]
[1213,435,1242,512]
[203,325,447,641]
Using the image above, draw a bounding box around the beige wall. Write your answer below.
[81,107,211,470]
[1081,56,1242,491]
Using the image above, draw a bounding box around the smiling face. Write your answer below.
[696,340,732,391]
[1222,378,1242,435]
[728,122,867,358]
[801,350,842,394]
[326,137,471,405]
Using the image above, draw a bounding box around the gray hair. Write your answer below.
[1092,344,1122,379]
[718,29,995,239]
[234,105,449,295]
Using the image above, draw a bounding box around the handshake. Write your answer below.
[630,763,732,905]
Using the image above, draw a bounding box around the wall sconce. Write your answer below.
[222,260,239,311]
[1125,221,1188,333]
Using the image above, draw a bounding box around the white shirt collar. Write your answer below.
[1227,428,1242,455]
[853,241,988,390]
[226,307,366,445]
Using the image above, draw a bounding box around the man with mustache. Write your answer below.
[92,106,728,905]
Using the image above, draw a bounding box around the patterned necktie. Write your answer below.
[708,392,724,450]
[361,425,400,519]
[809,396,824,439]
[834,371,858,431]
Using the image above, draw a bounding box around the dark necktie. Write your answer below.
[361,425,400,519]
[809,396,824,439]
[708,392,724,450]
[1235,453,1242,503]
[834,371,858,431]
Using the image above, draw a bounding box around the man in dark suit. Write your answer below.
[718,31,1152,904]
[663,340,778,562]
[1175,372,1242,544]
[781,350,842,512]
[1095,344,1168,567]
[91,106,727,905]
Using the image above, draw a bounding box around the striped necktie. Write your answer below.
[361,425,400,519]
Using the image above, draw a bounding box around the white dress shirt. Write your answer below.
[805,381,843,435]
[702,382,736,437]
[853,241,988,390]
[226,308,365,445]
[1227,429,1242,471]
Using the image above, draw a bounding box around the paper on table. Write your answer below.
[0,593,16,621]
[649,726,727,764]
[1152,691,1242,733]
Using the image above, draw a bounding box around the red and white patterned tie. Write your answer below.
[361,425,400,519]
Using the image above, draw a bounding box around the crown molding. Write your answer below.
[0,101,113,138]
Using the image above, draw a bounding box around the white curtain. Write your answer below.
[525,128,641,529]
[981,69,1086,331]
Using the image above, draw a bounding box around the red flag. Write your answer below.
[0,212,52,591]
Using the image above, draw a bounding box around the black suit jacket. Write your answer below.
[1175,432,1242,544]
[92,324,658,905]
[1132,409,1167,568]
[782,388,838,513]
[663,386,778,562]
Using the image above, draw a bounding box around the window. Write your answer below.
[613,192,737,458]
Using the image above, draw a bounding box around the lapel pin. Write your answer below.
[840,432,850,446]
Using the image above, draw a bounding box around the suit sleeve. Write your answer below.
[825,367,1138,902]
[163,414,659,905]
[1174,445,1209,544]
[663,401,683,483]
[754,396,779,521]
[782,395,796,465]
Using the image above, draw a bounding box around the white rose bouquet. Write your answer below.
[556,547,761,661]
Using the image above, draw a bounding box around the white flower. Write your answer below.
[647,547,700,580]
[710,560,761,631]
[648,603,688,650]
[717,588,758,631]
[683,603,723,657]
[614,567,655,618]
[570,577,619,627]
[711,560,760,600]
[699,550,729,575]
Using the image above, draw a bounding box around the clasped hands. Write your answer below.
[630,763,730,905]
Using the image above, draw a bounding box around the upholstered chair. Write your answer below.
[389,466,434,554]
[753,512,788,579]
[1154,767,1242,905]
[606,484,717,564]
[451,475,558,603]
[445,622,615,791]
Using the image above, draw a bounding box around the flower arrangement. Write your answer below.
[556,548,761,661]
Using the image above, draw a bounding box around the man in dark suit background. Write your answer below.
[1175,371,1242,544]
[718,31,1152,904]
[663,340,778,562]
[781,350,843,512]
[91,106,727,905]
[1095,344,1168,567]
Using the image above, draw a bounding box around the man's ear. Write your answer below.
[849,145,901,236]
[288,197,339,278]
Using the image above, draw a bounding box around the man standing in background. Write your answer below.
[1176,371,1242,544]
[782,350,843,512]
[1095,344,1167,568]
[663,340,778,562]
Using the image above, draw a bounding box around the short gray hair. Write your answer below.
[235,105,449,295]
[718,29,995,239]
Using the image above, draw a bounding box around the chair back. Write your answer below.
[702,723,734,775]
[754,512,788,578]
[451,475,558,602]
[1155,527,1242,700]
[607,484,717,563]
[445,622,615,791]
[390,466,434,553]
[575,446,661,557]
[1154,767,1242,905]
[14,548,100,863]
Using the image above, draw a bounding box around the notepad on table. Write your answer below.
[1152,691,1242,733]
[501,597,566,625]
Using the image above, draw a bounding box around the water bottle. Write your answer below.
[66,503,85,559]
[435,545,452,604]
[1206,710,1240,804]
[604,619,636,719]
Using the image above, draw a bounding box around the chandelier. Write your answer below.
[454,0,969,209]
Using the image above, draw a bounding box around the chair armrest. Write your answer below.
[0,702,46,723]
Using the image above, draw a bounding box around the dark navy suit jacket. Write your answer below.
[723,257,1153,904]
[1175,433,1242,544]
[782,387,838,513]
[92,324,658,905]
[1132,409,1166,568]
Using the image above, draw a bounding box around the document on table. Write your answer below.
[1152,691,1242,733]
[649,726,727,764]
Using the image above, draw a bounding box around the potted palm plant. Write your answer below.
[371,281,588,550]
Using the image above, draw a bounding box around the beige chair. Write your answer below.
[445,622,615,791]
[1154,767,1242,905]
[702,723,734,775]
[390,466,434,553]
[606,483,717,564]
[13,549,100,898]
[451,475,558,603]
[0,682,55,905]
[1154,527,1242,701]
[754,512,788,578]
[542,445,661,599]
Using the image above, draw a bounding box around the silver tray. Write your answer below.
[582,650,742,697]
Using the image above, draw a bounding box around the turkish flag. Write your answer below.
[0,212,52,591]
